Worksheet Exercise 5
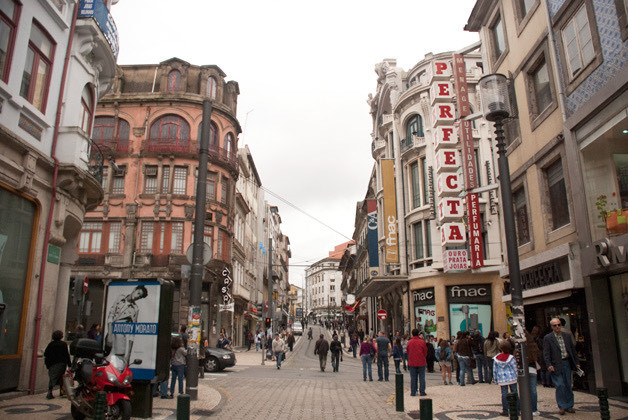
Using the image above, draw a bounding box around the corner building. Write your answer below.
[69,58,241,348]
[363,53,507,339]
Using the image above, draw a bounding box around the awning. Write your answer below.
[243,311,261,320]
[357,275,407,298]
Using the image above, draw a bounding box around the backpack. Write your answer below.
[440,347,447,361]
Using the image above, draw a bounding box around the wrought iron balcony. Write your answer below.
[400,135,426,155]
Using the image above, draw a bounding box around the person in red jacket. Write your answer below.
[406,328,428,396]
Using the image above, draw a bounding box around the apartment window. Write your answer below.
[513,187,531,245]
[144,166,158,193]
[167,70,180,92]
[171,222,184,254]
[421,157,429,205]
[0,0,20,82]
[224,133,234,155]
[93,116,130,143]
[514,0,539,28]
[150,115,190,140]
[221,179,228,205]
[108,221,122,253]
[330,285,335,292]
[207,76,217,99]
[411,220,432,266]
[80,85,94,135]
[410,161,421,209]
[139,221,153,253]
[490,13,507,63]
[198,121,218,146]
[20,22,55,112]
[532,61,551,112]
[546,159,570,230]
[173,166,187,195]
[79,222,102,253]
[615,0,628,41]
[406,114,424,138]
[522,44,557,129]
[111,167,125,194]
[562,5,594,78]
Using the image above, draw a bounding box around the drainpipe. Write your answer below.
[29,2,79,394]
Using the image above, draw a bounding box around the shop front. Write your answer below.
[413,287,437,336]
[447,284,493,338]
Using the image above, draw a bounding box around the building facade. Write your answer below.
[357,52,507,339]
[69,57,241,350]
[0,0,118,392]
[466,0,628,396]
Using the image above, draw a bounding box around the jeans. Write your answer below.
[487,357,494,383]
[331,352,340,372]
[352,345,357,358]
[403,353,408,370]
[409,365,426,395]
[275,351,283,368]
[170,364,185,394]
[458,356,469,385]
[377,354,389,381]
[500,383,519,414]
[475,354,488,382]
[529,372,538,412]
[551,360,575,409]
[159,380,168,397]
[394,359,401,374]
[361,354,372,380]
[255,342,260,351]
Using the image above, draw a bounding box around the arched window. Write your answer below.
[406,114,424,138]
[81,85,94,135]
[167,70,180,92]
[224,133,234,154]
[93,116,130,141]
[198,121,218,146]
[207,76,217,99]
[150,115,190,140]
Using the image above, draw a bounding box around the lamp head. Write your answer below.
[479,73,511,122]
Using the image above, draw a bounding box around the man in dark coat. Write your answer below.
[314,334,329,372]
[44,330,71,399]
[543,318,581,415]
[329,335,343,372]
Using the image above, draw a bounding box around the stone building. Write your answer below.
[0,0,118,392]
[69,57,241,349]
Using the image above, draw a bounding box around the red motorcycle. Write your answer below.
[65,338,141,420]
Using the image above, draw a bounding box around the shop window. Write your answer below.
[20,21,55,112]
[79,222,103,253]
[0,188,36,357]
[0,0,20,83]
[167,69,180,92]
[545,159,570,230]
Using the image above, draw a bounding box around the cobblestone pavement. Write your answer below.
[1,325,627,419]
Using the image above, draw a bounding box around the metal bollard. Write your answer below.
[507,392,519,420]
[419,398,432,420]
[177,393,191,420]
[597,388,610,420]
[93,391,107,420]
[395,373,404,412]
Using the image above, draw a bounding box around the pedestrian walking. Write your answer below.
[401,335,409,371]
[374,331,392,381]
[314,334,329,372]
[493,340,520,416]
[255,330,261,352]
[350,334,359,358]
[44,330,71,399]
[246,330,253,351]
[435,339,453,385]
[472,331,488,383]
[359,336,375,381]
[426,336,436,373]
[272,333,287,370]
[406,328,428,396]
[392,338,403,374]
[169,336,187,398]
[330,335,343,372]
[287,332,295,352]
[543,318,581,415]
[198,334,207,378]
[456,331,477,386]
[484,331,500,384]
[358,328,365,343]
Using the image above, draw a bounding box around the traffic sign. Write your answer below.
[377,309,387,320]
[82,276,89,294]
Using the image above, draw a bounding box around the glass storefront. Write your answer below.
[414,287,437,335]
[447,284,492,338]
[0,188,36,357]
[610,274,628,391]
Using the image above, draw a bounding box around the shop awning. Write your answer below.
[356,275,407,298]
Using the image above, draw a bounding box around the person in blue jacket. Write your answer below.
[435,339,453,385]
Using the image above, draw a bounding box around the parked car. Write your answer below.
[292,322,303,335]
[204,347,236,372]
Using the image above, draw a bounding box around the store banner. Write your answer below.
[466,193,484,268]
[366,200,379,273]
[413,287,437,334]
[382,160,399,263]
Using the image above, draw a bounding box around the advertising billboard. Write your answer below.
[366,200,379,273]
[381,159,399,263]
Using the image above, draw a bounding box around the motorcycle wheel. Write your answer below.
[70,404,86,420]
[115,399,132,420]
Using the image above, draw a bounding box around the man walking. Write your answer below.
[407,328,428,396]
[314,334,330,372]
[272,333,287,370]
[330,335,343,372]
[375,331,392,381]
[544,318,580,415]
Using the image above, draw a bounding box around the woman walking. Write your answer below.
[435,339,453,385]
[484,331,500,384]
[169,336,187,398]
[392,338,403,374]
[359,336,375,381]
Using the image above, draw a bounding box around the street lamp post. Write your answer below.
[479,74,532,420]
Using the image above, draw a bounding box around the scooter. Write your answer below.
[65,338,141,420]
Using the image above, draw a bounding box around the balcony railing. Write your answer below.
[400,135,426,154]
[371,138,386,158]
[142,139,237,167]
[94,138,130,154]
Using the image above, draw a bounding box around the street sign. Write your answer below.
[186,242,212,265]
[377,309,387,320]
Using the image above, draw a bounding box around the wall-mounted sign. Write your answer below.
[367,200,379,273]
[413,287,435,305]
[447,284,491,303]
[382,160,399,263]
[434,126,458,149]
[441,223,466,246]
[443,249,468,271]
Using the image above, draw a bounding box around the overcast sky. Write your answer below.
[110,1,480,288]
